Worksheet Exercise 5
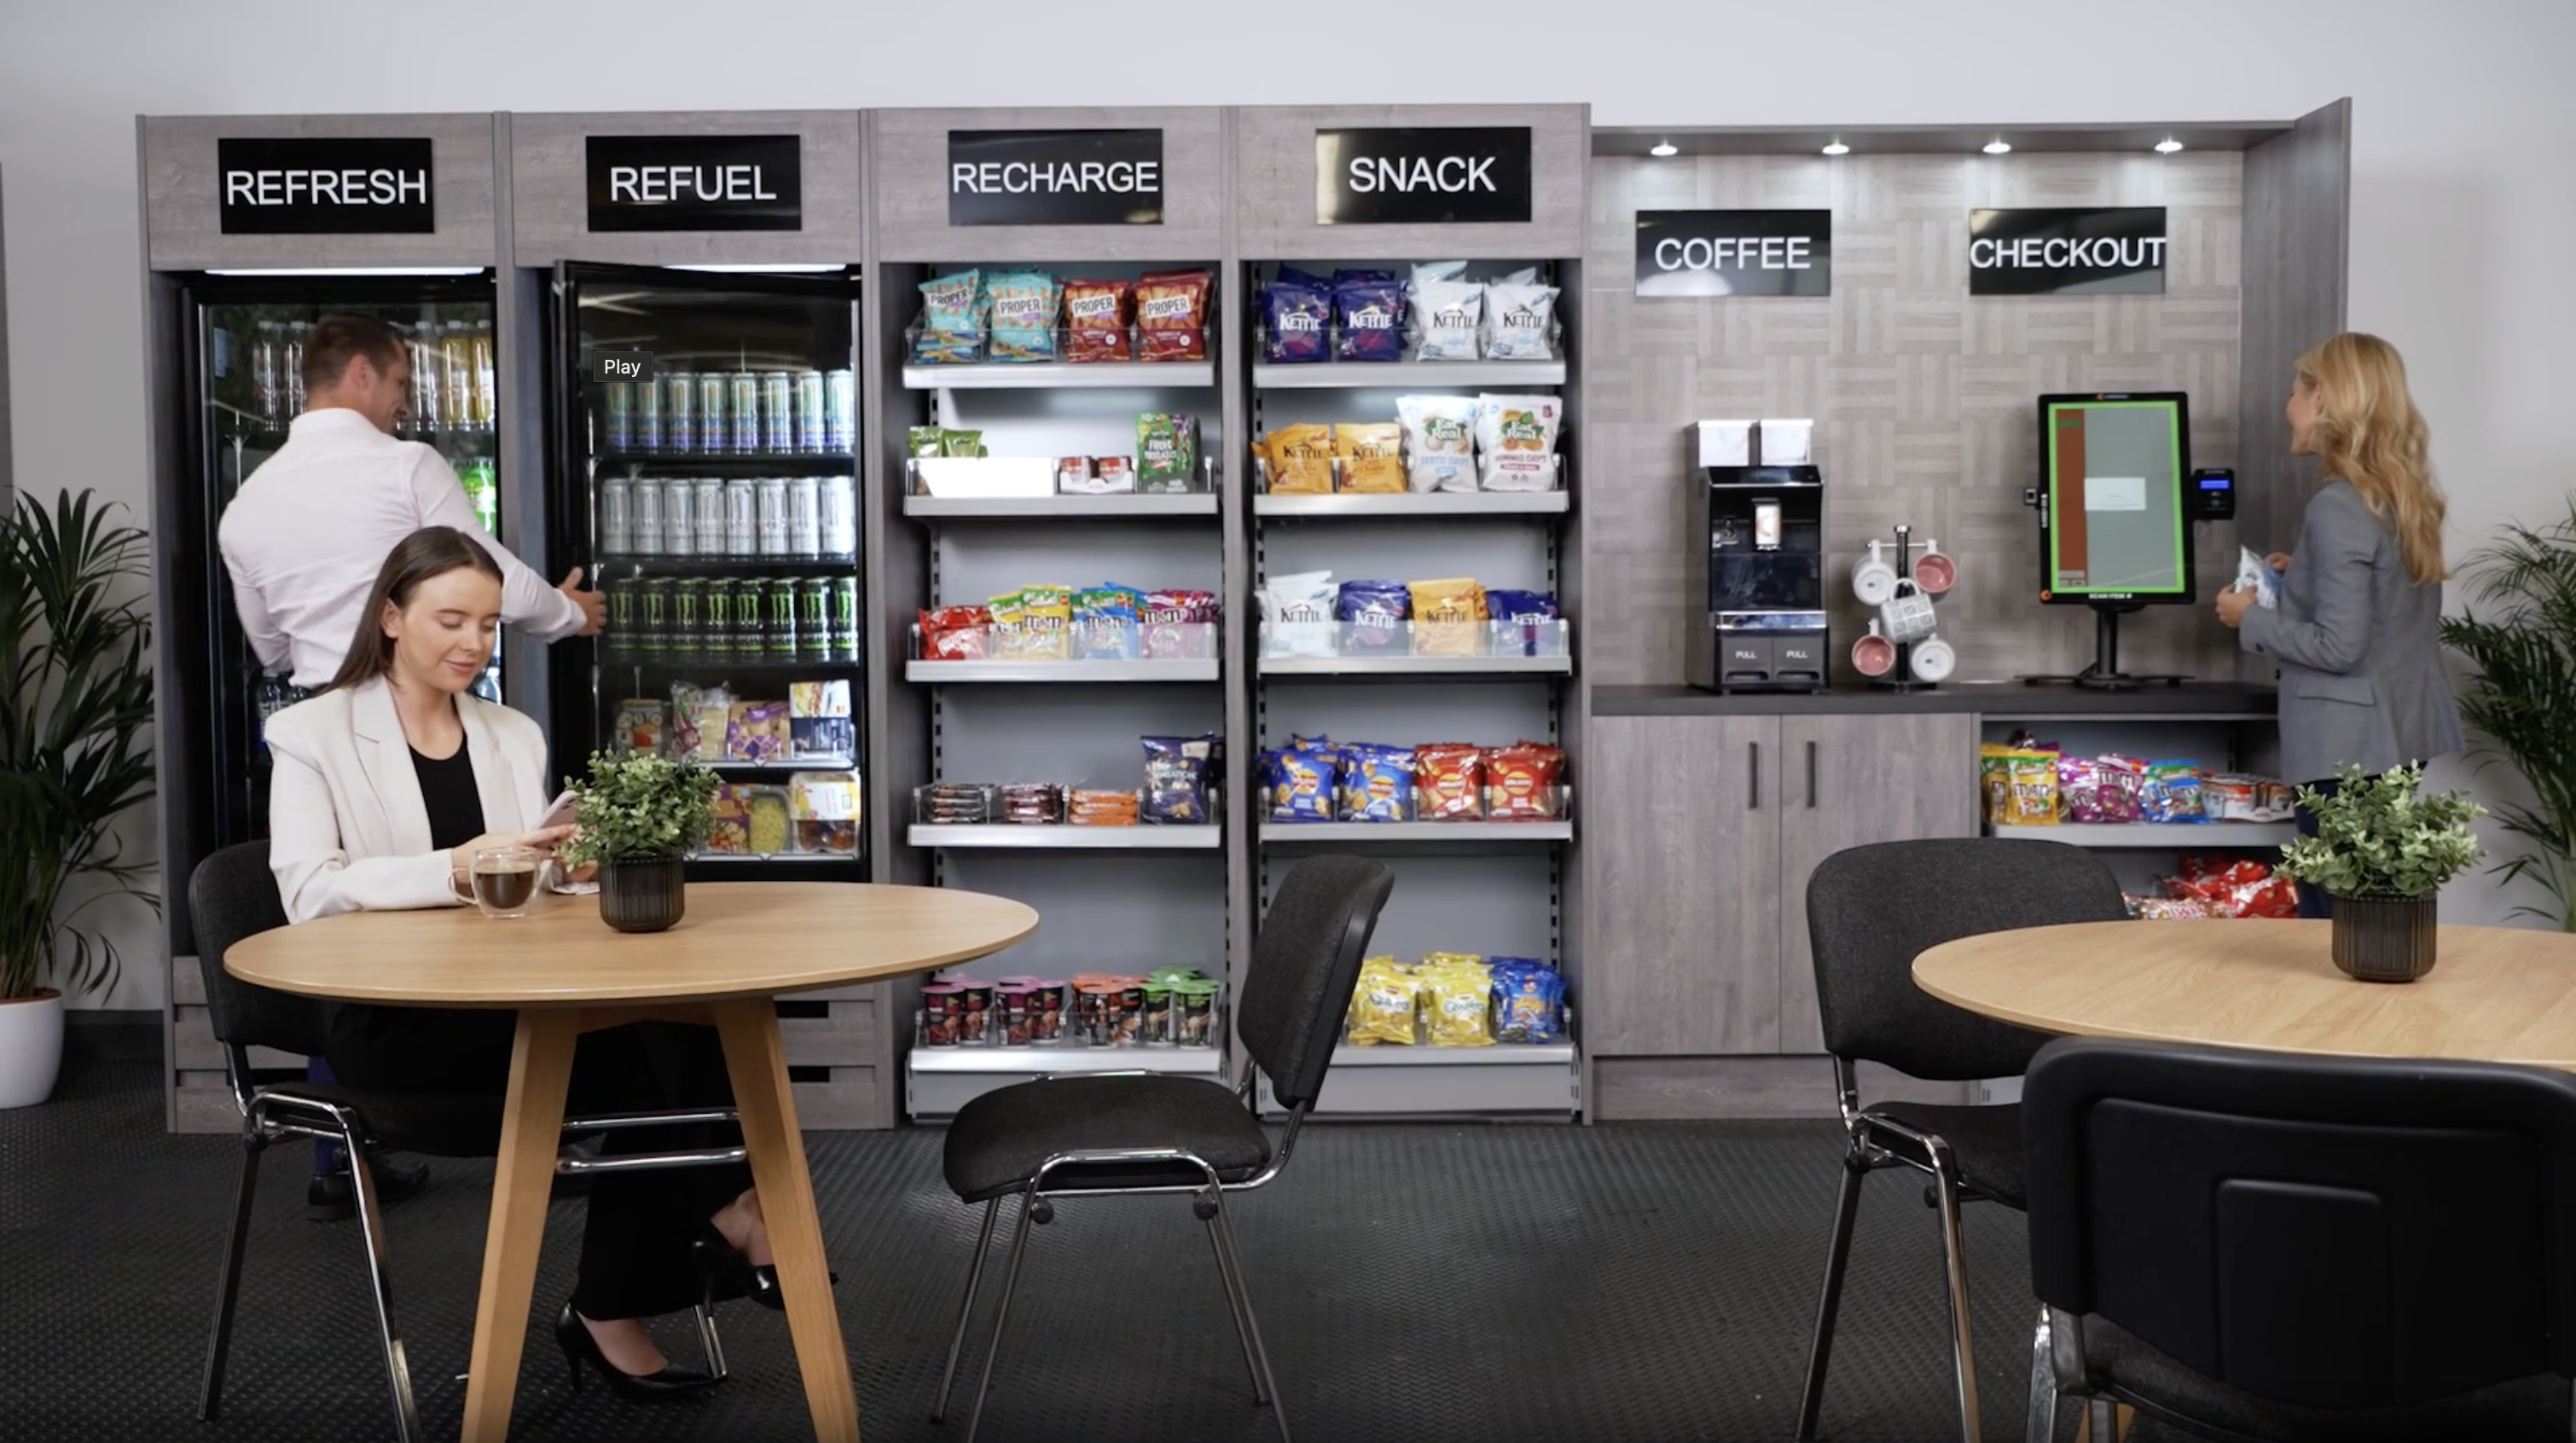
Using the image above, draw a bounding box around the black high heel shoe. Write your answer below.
[554,1303,718,1401]
[691,1222,838,1313]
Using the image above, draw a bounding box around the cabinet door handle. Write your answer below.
[1749,740,1761,810]
[1807,740,1819,809]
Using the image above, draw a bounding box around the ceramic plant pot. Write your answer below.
[599,856,688,934]
[0,988,67,1108]
[2329,891,2439,982]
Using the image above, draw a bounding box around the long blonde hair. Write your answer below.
[2295,332,2446,583]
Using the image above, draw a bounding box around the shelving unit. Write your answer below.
[906,658,1220,684]
[1250,358,1567,389]
[902,358,1218,391]
[1256,491,1568,518]
[1262,821,1574,843]
[907,825,1225,850]
[903,494,1217,519]
[1258,653,1572,677]
[1989,821,2296,849]
[909,1039,1227,1118]
[1259,1041,1581,1118]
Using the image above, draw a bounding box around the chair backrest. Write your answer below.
[186,842,333,1060]
[1238,855,1394,1110]
[1806,837,2127,1081]
[2025,1037,2576,1407]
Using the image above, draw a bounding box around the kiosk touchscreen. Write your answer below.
[2027,391,2195,687]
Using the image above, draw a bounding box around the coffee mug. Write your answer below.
[1852,540,1898,606]
[470,845,542,919]
[1851,620,1896,678]
[1910,634,1957,683]
[1879,582,1937,645]
[1912,540,1957,596]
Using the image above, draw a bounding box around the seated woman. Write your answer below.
[265,525,788,1400]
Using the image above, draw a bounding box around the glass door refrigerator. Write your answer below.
[545,264,865,879]
[165,273,502,865]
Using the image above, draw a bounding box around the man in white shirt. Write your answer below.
[219,313,604,692]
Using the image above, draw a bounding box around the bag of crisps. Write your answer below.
[1346,958,1418,1046]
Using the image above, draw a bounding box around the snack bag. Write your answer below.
[1270,744,1338,821]
[1261,571,1337,658]
[1485,741,1566,820]
[2140,762,2207,823]
[2007,748,2059,824]
[1485,588,1559,656]
[1336,579,1410,652]
[1263,423,1337,494]
[920,270,983,330]
[1475,394,1563,492]
[1262,269,1332,362]
[2235,546,2280,611]
[1334,421,1407,493]
[1408,577,1488,657]
[984,589,1030,661]
[1490,959,1567,1043]
[940,428,987,458]
[920,605,992,660]
[1346,959,1419,1046]
[1018,583,1073,661]
[1482,280,1560,359]
[1415,743,1486,820]
[1063,278,1133,362]
[1337,741,1416,822]
[728,699,791,764]
[1408,261,1483,361]
[1980,742,2016,824]
[1135,269,1210,361]
[1334,274,1406,362]
[1397,394,1478,492]
[1136,413,1198,493]
[789,771,862,855]
[1073,586,1140,660]
[1141,588,1217,659]
[1421,959,1496,1046]
[984,271,1062,362]
[1142,734,1216,825]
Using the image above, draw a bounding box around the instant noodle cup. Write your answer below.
[1175,979,1219,1046]
[921,984,965,1046]
[958,984,994,1044]
[997,986,1036,1046]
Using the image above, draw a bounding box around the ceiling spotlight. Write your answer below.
[1821,140,1851,156]
[2154,136,2185,154]
[1649,142,1679,158]
[1982,139,2013,155]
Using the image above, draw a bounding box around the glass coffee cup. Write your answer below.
[470,845,545,919]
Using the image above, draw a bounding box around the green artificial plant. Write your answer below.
[0,490,160,1000]
[2277,762,2485,901]
[2439,498,2576,930]
[558,749,717,868]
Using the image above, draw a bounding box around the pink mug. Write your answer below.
[1912,543,1957,596]
[1851,624,1896,678]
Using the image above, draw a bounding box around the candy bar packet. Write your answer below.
[1073,586,1140,660]
[1407,261,1483,361]
[1018,583,1073,661]
[920,605,994,661]
[1135,269,1210,361]
[1397,394,1478,492]
[1063,278,1133,362]
[1333,421,1407,493]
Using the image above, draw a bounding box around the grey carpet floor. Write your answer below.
[0,1058,2188,1442]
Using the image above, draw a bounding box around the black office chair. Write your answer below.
[930,854,1394,1443]
[2023,1037,2576,1442]
[1794,837,2129,1443]
[189,842,743,1442]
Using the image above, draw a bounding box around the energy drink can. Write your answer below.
[793,370,827,454]
[629,476,664,556]
[695,372,729,453]
[660,480,693,557]
[724,478,759,556]
[756,478,792,557]
[606,575,640,651]
[732,577,767,657]
[598,477,635,555]
[763,577,798,657]
[796,579,830,659]
[599,382,634,451]
[787,477,822,559]
[829,575,859,659]
[672,578,705,654]
[821,475,858,556]
[703,579,736,657]
[639,578,673,655]
[727,373,761,455]
[762,371,796,454]
[659,372,695,454]
[632,370,662,450]
[691,478,727,556]
[823,369,856,453]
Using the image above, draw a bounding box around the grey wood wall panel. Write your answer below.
[872,107,1225,264]
[1584,151,2247,690]
[508,111,863,266]
[2237,99,2350,563]
[142,113,497,270]
[1235,104,1588,260]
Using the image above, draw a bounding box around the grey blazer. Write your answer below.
[2239,478,2463,784]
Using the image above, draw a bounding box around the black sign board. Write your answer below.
[1315,127,1532,226]
[586,136,802,233]
[1969,207,2167,295]
[946,130,1164,226]
[217,138,435,235]
[1634,210,1832,297]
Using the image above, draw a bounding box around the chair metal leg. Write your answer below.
[932,1198,1001,1423]
[960,1191,1040,1443]
[1795,1151,1869,1441]
[1203,1196,1269,1405]
[2026,1305,2057,1443]
[2086,1396,2120,1443]
[345,1131,421,1443]
[1208,1197,1291,1443]
[692,1303,728,1382]
[1930,1143,1982,1443]
[199,1133,265,1421]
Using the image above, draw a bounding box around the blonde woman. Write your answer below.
[2216,332,2463,916]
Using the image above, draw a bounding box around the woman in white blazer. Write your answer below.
[265,527,792,1400]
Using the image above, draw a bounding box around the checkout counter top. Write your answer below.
[1592,680,2278,719]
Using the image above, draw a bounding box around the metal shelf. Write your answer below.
[596,554,856,572]
[1322,1042,1578,1068]
[1254,491,1567,518]
[688,850,859,864]
[908,825,1223,850]
[604,653,862,671]
[1258,654,1569,677]
[594,452,855,473]
[907,1045,1226,1075]
[1261,821,1573,843]
[701,756,855,772]
[1988,822,2297,849]
[1251,359,1566,389]
[904,493,1217,519]
[908,659,1220,684]
[902,361,1217,391]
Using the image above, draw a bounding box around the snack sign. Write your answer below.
[947,129,1165,226]
[1315,127,1534,226]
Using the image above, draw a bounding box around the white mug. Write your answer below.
[1910,634,1957,683]
[1852,539,1898,606]
[1879,582,1937,645]
[1912,539,1956,596]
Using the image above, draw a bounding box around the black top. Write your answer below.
[410,737,485,852]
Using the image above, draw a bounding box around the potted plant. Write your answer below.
[2440,498,2576,931]
[0,491,160,1107]
[2277,762,2485,982]
[558,750,717,933]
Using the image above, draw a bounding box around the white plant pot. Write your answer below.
[0,990,66,1109]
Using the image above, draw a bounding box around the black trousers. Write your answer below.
[325,1005,753,1321]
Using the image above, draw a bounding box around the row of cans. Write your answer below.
[600,475,858,559]
[606,575,861,660]
[596,368,856,455]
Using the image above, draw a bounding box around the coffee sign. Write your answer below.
[947,129,1164,226]
[217,138,434,235]
[585,135,802,233]
[1969,207,2167,295]
[1315,127,1533,226]
[1634,210,1831,297]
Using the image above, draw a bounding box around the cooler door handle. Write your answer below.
[1749,741,1761,810]
[1807,740,1819,808]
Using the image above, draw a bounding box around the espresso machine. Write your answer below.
[1686,421,1826,692]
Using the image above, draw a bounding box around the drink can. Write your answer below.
[659,372,695,454]
[793,371,827,454]
[764,577,798,656]
[639,578,673,655]
[795,579,830,659]
[703,578,736,657]
[828,575,860,659]
[727,373,761,455]
[823,369,856,453]
[787,477,822,558]
[674,578,707,654]
[723,478,759,556]
[691,478,727,556]
[629,476,665,555]
[599,477,635,555]
[468,325,497,431]
[599,381,635,451]
[821,475,858,557]
[761,371,795,454]
[696,372,729,453]
[756,478,792,557]
[661,479,693,556]
[733,577,767,656]
[606,575,640,650]
[632,368,662,450]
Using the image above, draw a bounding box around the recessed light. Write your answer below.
[1982,139,2012,155]
[1821,141,1851,157]
[2154,136,2184,154]
[1649,142,1679,158]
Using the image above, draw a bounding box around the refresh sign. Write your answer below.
[1633,210,1832,297]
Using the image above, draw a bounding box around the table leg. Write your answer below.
[460,1009,583,1443]
[713,997,861,1443]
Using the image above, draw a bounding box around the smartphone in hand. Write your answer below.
[536,789,579,833]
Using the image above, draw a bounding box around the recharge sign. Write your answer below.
[1315,127,1533,226]
[217,138,434,235]
[1969,207,2167,295]
[948,130,1164,226]
[1634,210,1831,297]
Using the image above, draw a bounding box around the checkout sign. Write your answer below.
[1633,211,1831,297]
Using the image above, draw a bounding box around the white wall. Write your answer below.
[6,0,2571,1005]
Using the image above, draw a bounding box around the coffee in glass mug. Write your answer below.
[471,846,542,919]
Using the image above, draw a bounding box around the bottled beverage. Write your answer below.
[764,577,798,657]
[659,372,695,454]
[440,321,473,431]
[695,373,729,454]
[787,477,822,559]
[632,366,662,450]
[722,478,758,556]
[761,371,796,454]
[795,580,830,660]
[755,478,791,557]
[629,476,665,555]
[468,320,496,431]
[828,576,860,660]
[727,373,761,455]
[599,477,635,554]
[821,475,858,557]
[254,671,291,745]
[282,328,307,416]
[412,324,443,433]
[793,371,827,454]
[823,369,856,453]
[457,459,500,536]
[691,478,727,556]
[661,478,693,556]
[599,382,635,451]
[250,322,281,426]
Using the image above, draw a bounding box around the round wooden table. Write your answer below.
[1913,919,2576,1070]
[226,882,1037,1443]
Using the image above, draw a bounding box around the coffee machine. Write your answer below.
[1686,423,1826,692]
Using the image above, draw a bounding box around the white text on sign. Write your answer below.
[950,160,1160,195]
[606,165,780,204]
[1346,155,1496,194]
[223,168,428,207]
[1652,235,1815,272]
